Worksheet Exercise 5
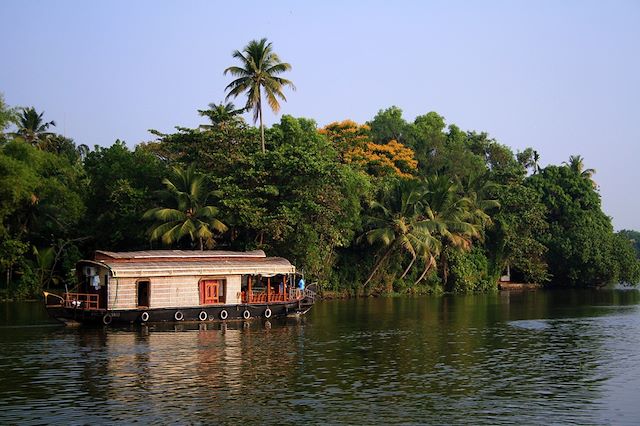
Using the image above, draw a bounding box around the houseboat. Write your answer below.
[44,250,315,326]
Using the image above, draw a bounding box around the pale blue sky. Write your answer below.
[1,1,639,229]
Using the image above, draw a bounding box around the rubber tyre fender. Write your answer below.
[103,314,113,325]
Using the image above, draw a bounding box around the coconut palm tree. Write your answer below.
[457,172,500,231]
[143,165,227,250]
[564,155,596,187]
[198,102,245,130]
[417,175,485,287]
[532,150,541,174]
[224,38,295,153]
[361,179,440,287]
[12,107,56,146]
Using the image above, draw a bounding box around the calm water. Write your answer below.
[1,289,640,424]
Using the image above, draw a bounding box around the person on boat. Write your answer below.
[298,277,305,290]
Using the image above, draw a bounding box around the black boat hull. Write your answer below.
[46,300,313,326]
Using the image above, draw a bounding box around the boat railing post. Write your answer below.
[267,277,271,303]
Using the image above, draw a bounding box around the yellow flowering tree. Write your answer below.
[320,120,417,178]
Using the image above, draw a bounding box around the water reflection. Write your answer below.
[1,290,640,424]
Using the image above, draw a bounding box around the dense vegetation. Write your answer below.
[1,40,639,299]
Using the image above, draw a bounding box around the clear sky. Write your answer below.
[1,1,638,230]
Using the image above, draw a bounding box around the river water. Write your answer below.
[1,289,639,424]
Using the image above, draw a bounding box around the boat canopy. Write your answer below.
[85,250,296,278]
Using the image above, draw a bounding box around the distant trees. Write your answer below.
[1,83,639,299]
[224,38,295,153]
[527,164,638,286]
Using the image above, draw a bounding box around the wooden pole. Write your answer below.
[248,275,252,303]
[267,277,271,303]
[283,275,287,301]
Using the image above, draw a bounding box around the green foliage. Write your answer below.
[487,183,550,284]
[527,164,639,286]
[447,247,494,292]
[0,93,17,144]
[144,165,228,250]
[1,93,635,298]
[618,230,640,258]
[0,141,86,245]
[368,106,409,145]
[83,140,166,250]
[248,116,369,281]
[611,233,640,284]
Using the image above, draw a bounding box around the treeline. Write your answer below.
[1,94,639,298]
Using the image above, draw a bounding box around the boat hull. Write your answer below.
[46,300,314,326]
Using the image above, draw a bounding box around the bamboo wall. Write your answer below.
[108,275,243,310]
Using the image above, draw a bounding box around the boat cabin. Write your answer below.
[67,250,298,312]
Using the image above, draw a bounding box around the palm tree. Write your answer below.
[532,150,541,174]
[76,144,90,161]
[457,172,500,231]
[198,102,245,130]
[224,38,295,153]
[12,107,56,146]
[517,148,541,174]
[564,154,596,186]
[143,165,228,250]
[418,175,486,287]
[361,180,439,287]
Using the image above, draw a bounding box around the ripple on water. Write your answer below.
[507,319,551,330]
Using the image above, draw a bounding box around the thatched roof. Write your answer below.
[84,250,295,278]
[95,250,266,261]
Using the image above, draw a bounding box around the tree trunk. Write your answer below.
[400,255,416,280]
[414,255,435,285]
[199,237,204,251]
[442,251,449,289]
[363,246,394,287]
[259,102,265,153]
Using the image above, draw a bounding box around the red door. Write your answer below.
[200,280,219,304]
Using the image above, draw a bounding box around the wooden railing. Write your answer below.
[240,288,315,304]
[291,286,316,303]
[64,293,100,310]
[241,291,289,304]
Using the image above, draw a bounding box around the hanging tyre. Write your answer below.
[264,308,272,319]
[220,309,228,320]
[198,311,208,321]
[102,314,113,325]
[174,311,184,321]
[141,311,149,322]
[243,309,251,320]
